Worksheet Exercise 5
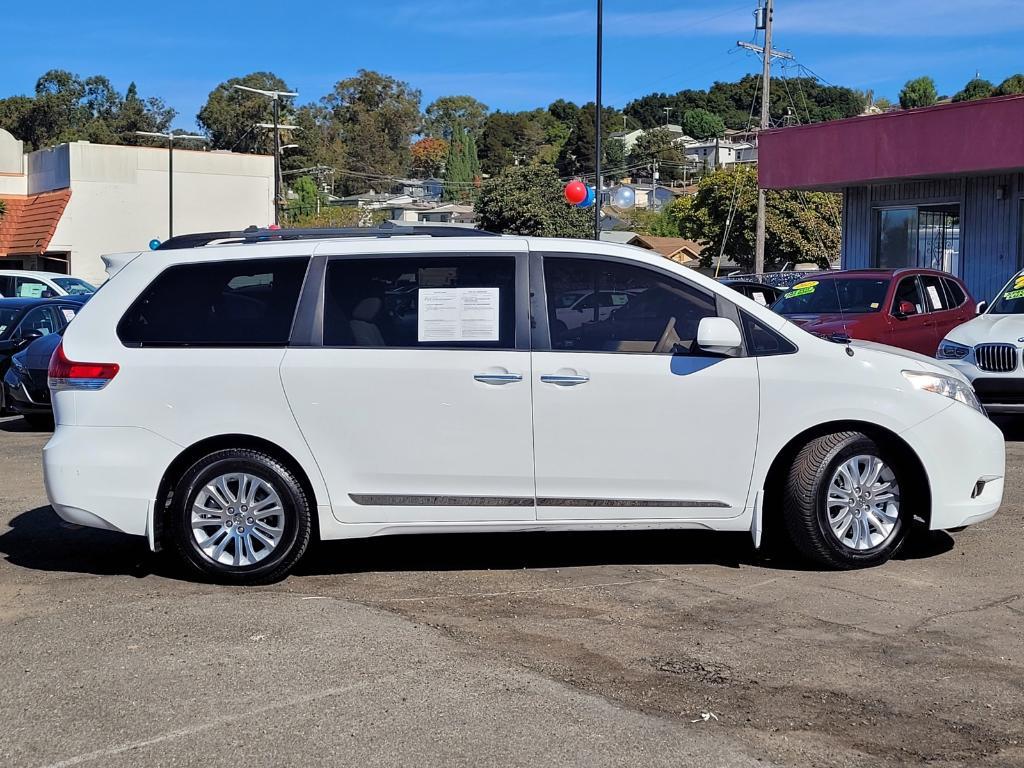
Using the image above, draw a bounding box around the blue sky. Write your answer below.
[5,0,1023,130]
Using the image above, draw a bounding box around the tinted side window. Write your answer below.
[18,307,60,337]
[324,257,516,349]
[118,257,309,347]
[943,278,966,308]
[544,258,717,353]
[893,277,923,315]
[741,312,797,356]
[919,275,949,312]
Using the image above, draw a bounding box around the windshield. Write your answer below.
[988,273,1024,314]
[0,308,21,339]
[52,277,96,295]
[772,278,889,315]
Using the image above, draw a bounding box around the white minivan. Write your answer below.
[43,227,1004,584]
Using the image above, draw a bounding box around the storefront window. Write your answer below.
[875,205,960,273]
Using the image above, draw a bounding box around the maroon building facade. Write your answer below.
[759,95,1024,302]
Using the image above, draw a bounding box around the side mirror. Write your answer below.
[696,317,742,356]
[894,300,917,318]
[14,329,43,350]
[976,300,987,315]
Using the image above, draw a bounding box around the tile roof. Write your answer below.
[631,234,705,262]
[0,189,71,256]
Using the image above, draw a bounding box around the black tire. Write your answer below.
[783,431,911,569]
[168,449,311,585]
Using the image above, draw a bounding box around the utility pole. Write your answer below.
[651,158,658,211]
[594,0,603,241]
[738,1,793,274]
[233,85,298,226]
[135,131,208,239]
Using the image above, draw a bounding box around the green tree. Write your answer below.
[682,108,725,139]
[952,77,995,102]
[321,70,421,194]
[0,70,175,150]
[287,175,321,219]
[424,95,488,139]
[674,165,840,271]
[556,103,626,177]
[899,76,938,110]
[625,76,864,129]
[197,72,294,153]
[996,74,1024,95]
[476,165,592,237]
[443,125,480,201]
[627,128,688,182]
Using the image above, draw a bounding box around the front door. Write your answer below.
[530,254,759,520]
[887,275,935,355]
[281,249,536,524]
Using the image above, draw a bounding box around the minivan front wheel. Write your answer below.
[783,432,910,569]
[169,449,311,584]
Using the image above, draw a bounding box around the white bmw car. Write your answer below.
[938,270,1024,412]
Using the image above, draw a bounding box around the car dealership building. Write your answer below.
[0,129,273,284]
[759,94,1024,303]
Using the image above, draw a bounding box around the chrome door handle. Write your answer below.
[540,374,590,386]
[474,372,523,384]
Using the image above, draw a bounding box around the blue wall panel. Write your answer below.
[841,173,1023,303]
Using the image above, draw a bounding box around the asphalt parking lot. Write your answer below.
[1,416,1022,768]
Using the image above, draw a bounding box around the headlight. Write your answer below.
[936,339,970,360]
[902,370,985,414]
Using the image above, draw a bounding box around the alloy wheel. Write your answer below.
[825,455,901,551]
[190,472,286,567]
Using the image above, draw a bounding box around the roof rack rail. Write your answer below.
[155,221,498,250]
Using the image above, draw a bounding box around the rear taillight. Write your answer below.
[48,342,119,391]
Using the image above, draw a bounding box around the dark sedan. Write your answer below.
[0,296,88,421]
[3,331,62,427]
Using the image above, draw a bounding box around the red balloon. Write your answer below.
[564,180,587,205]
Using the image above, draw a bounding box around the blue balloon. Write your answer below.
[148,239,161,250]
[612,185,636,209]
[576,186,596,209]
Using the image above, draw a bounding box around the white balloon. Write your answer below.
[612,185,636,209]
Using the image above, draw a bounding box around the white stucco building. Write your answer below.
[0,129,273,284]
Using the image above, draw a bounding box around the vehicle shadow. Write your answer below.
[0,506,163,579]
[0,417,47,434]
[992,414,1024,442]
[0,506,956,581]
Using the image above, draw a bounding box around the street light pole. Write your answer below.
[135,131,208,239]
[233,85,299,226]
[594,0,603,241]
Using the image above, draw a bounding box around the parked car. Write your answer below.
[554,289,636,330]
[0,296,88,415]
[3,330,62,427]
[770,268,975,356]
[43,228,1002,584]
[0,270,96,299]
[719,279,785,307]
[937,269,1024,412]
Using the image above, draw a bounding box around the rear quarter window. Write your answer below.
[117,257,309,347]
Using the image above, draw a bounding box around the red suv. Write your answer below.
[771,268,976,356]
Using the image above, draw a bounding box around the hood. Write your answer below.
[783,313,863,331]
[18,332,62,371]
[849,339,966,382]
[943,312,1024,346]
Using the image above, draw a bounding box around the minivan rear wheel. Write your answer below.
[168,449,311,584]
[783,431,910,569]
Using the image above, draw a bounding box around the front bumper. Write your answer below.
[3,367,51,415]
[945,360,1024,413]
[43,425,181,537]
[901,402,1005,530]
